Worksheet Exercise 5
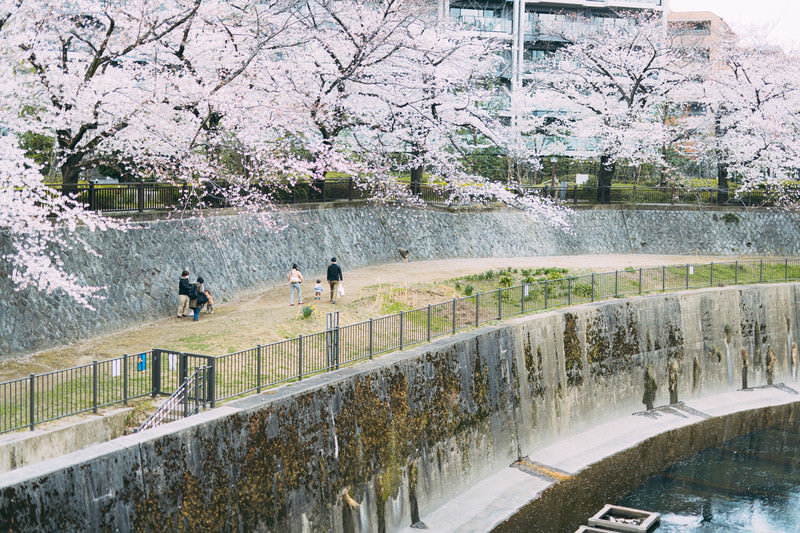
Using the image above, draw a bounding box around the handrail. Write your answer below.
[136,366,208,432]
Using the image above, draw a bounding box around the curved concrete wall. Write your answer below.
[1,284,799,532]
[4,205,800,357]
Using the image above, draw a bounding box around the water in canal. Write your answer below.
[618,428,800,532]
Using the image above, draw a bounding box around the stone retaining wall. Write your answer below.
[3,205,800,356]
[1,284,798,532]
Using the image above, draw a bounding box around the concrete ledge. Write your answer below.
[403,383,800,533]
[0,408,133,474]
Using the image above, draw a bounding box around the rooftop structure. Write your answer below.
[668,10,735,63]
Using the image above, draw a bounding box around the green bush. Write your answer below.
[573,283,593,298]
[302,305,315,319]
[498,274,514,288]
[464,284,474,296]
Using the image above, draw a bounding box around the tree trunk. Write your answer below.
[59,152,86,196]
[410,165,423,196]
[717,161,729,205]
[597,154,615,204]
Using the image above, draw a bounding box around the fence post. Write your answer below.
[256,344,262,393]
[183,373,189,417]
[348,178,353,201]
[710,263,714,287]
[152,349,161,397]
[497,289,502,320]
[591,274,595,302]
[179,352,187,391]
[326,313,332,369]
[137,182,145,212]
[29,373,35,432]
[475,293,480,326]
[760,259,764,282]
[639,268,643,295]
[208,357,216,408]
[298,335,303,381]
[452,298,457,334]
[369,318,374,359]
[544,280,549,309]
[123,354,129,406]
[92,360,98,414]
[334,313,340,369]
[735,261,739,284]
[568,278,572,306]
[521,284,526,313]
[686,264,690,289]
[573,185,578,205]
[427,305,432,342]
[399,312,404,351]
[662,266,666,292]
[614,271,619,298]
[322,179,327,203]
[89,182,96,211]
[786,258,789,280]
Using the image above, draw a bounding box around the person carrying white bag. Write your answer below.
[327,257,344,304]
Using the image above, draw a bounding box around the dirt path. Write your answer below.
[0,254,740,381]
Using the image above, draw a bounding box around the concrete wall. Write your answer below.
[0,408,132,474]
[1,284,799,532]
[4,204,800,357]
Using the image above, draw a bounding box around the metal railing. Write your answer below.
[45,180,790,213]
[137,366,208,433]
[48,178,371,213]
[3,258,799,434]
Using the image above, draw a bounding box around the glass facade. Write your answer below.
[449,6,512,33]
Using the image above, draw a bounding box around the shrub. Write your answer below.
[573,283,593,298]
[498,274,514,288]
[464,284,474,296]
[454,281,462,290]
[301,305,315,319]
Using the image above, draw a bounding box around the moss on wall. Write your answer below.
[563,314,584,387]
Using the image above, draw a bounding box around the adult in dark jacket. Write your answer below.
[178,270,192,318]
[326,257,343,304]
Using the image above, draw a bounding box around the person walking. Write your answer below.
[289,264,304,306]
[327,257,343,304]
[189,276,207,321]
[178,270,192,318]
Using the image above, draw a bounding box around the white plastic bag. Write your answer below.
[338,283,345,297]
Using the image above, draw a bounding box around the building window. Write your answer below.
[669,21,712,36]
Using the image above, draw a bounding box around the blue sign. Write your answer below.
[137,353,146,372]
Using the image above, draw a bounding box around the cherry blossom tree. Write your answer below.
[0,0,572,308]
[692,42,800,205]
[532,11,687,203]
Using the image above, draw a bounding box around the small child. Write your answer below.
[204,289,215,314]
[314,280,323,300]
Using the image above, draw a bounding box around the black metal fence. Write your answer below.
[49,178,373,213]
[519,184,785,208]
[3,258,800,434]
[46,180,789,213]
